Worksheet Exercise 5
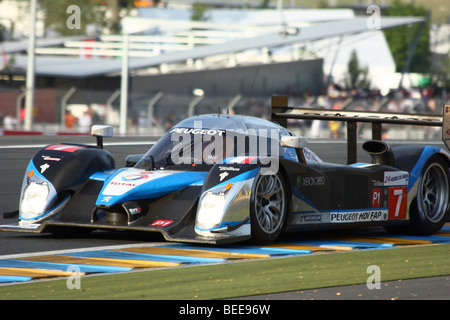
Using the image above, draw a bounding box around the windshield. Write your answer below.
[135,127,283,169]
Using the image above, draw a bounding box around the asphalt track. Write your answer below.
[0,134,449,300]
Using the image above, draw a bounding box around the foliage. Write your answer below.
[190,2,209,22]
[0,23,5,42]
[259,0,270,9]
[343,50,371,90]
[39,0,104,36]
[0,0,5,42]
[383,0,431,73]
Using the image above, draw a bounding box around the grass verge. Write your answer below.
[0,244,449,300]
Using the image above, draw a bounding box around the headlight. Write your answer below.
[19,181,50,222]
[196,192,227,227]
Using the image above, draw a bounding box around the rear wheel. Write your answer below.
[250,172,287,244]
[410,156,450,235]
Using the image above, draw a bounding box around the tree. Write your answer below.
[383,0,431,74]
[259,0,270,9]
[343,50,371,90]
[105,0,135,34]
[0,23,5,42]
[191,2,209,22]
[0,0,6,42]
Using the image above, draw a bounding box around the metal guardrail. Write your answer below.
[270,95,446,164]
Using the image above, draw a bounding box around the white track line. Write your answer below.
[0,141,158,149]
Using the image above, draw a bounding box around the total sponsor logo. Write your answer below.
[111,181,137,187]
[102,169,173,196]
[330,209,388,223]
[122,172,152,181]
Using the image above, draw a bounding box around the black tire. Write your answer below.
[250,171,287,244]
[409,156,450,235]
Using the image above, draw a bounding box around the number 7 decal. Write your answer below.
[388,187,407,219]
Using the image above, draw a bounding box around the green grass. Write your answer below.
[1,244,449,300]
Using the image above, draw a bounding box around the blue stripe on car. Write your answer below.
[408,146,441,191]
[97,170,208,205]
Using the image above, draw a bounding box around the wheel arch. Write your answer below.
[434,152,450,172]
[407,147,450,192]
[276,160,293,229]
[385,151,450,234]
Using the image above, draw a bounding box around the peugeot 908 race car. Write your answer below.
[2,111,450,244]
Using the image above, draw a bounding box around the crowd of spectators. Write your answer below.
[2,82,448,140]
[286,83,449,140]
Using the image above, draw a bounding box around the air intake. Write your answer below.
[362,140,394,166]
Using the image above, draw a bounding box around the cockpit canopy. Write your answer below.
[135,114,292,169]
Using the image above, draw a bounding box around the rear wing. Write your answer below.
[271,95,449,164]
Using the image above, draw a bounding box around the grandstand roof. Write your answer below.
[1,16,424,79]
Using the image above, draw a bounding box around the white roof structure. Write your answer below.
[1,36,90,54]
[1,16,424,79]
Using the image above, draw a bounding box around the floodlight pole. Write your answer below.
[24,0,37,131]
[119,32,129,135]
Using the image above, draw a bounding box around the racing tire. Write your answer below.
[409,156,450,235]
[250,171,287,244]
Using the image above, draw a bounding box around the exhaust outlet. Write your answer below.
[362,140,394,166]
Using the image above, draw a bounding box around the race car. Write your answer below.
[1,100,450,244]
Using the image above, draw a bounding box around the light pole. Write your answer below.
[119,32,129,135]
[24,0,37,131]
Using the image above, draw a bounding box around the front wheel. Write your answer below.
[410,156,450,235]
[250,172,287,244]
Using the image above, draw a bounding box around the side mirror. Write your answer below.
[280,135,308,149]
[91,125,113,149]
[125,154,144,167]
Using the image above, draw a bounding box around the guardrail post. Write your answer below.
[443,105,450,150]
[271,96,288,128]
[347,121,357,164]
[372,122,382,140]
